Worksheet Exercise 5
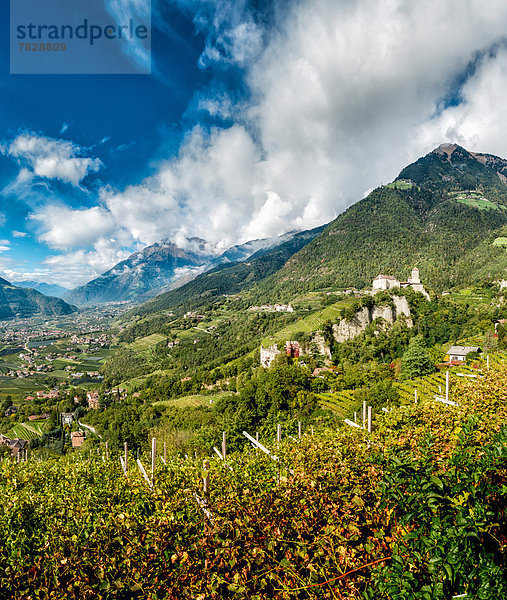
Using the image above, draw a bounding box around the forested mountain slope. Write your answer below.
[130,226,325,317]
[254,144,507,298]
[0,278,76,319]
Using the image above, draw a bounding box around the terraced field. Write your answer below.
[321,359,492,421]
[154,392,230,408]
[396,362,487,405]
[6,423,40,441]
[128,333,167,352]
[260,300,351,346]
[318,390,358,418]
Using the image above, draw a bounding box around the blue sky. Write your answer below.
[2,0,507,289]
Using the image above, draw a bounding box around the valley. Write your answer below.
[0,144,507,598]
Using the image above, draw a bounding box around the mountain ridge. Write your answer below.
[0,278,77,320]
[254,143,507,298]
[64,231,307,306]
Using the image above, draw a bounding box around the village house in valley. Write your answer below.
[71,430,85,448]
[0,434,28,458]
[86,391,100,409]
[446,345,481,363]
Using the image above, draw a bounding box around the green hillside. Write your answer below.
[250,144,507,299]
[0,277,77,320]
[0,365,505,599]
[130,226,325,318]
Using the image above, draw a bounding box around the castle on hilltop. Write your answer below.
[372,267,430,299]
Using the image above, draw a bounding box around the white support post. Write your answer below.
[363,401,367,429]
[105,441,109,461]
[243,431,279,461]
[124,442,128,474]
[367,406,372,433]
[298,421,302,439]
[445,370,449,404]
[151,438,156,485]
[354,411,357,424]
[203,459,210,497]
[137,458,152,488]
[277,423,281,444]
[414,388,418,404]
[222,431,226,461]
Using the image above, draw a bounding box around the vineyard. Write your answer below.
[260,301,349,347]
[6,422,41,441]
[0,364,505,599]
[319,360,500,421]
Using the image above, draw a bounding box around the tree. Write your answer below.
[401,335,434,379]
[483,330,498,354]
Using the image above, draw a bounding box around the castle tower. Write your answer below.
[410,267,420,284]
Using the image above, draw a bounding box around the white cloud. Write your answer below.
[11,231,28,238]
[4,132,102,186]
[31,205,116,250]
[100,0,507,249]
[414,46,507,157]
[20,1,507,287]
[43,240,134,289]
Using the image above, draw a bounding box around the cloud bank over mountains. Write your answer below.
[4,0,507,287]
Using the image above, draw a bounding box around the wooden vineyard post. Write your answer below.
[222,431,226,461]
[311,426,314,436]
[105,441,109,461]
[363,401,367,429]
[445,371,449,404]
[151,438,156,486]
[298,421,302,439]
[367,406,372,433]
[203,459,210,497]
[276,424,281,486]
[414,388,418,404]
[124,442,128,473]
[354,411,357,424]
[255,431,259,452]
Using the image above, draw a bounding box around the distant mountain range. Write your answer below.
[132,226,326,316]
[128,143,507,323]
[64,232,305,306]
[0,278,76,320]
[15,281,69,299]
